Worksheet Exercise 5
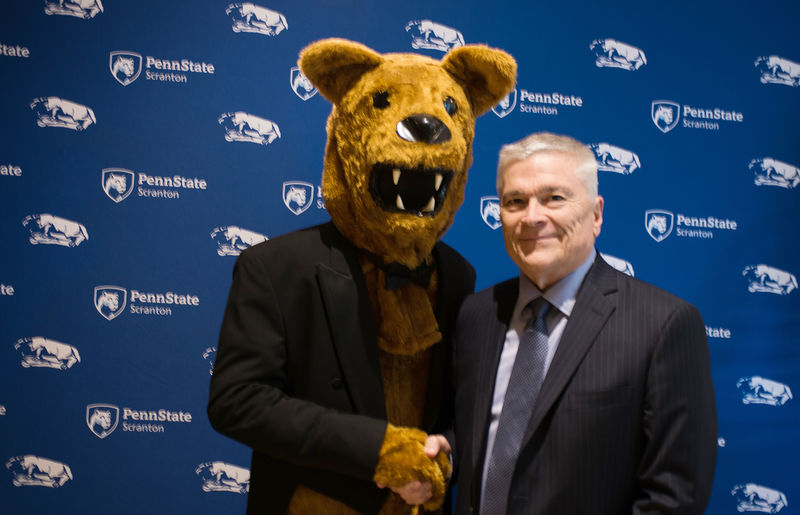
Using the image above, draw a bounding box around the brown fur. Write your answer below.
[286,38,516,513]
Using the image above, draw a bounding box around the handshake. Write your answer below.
[374,424,452,509]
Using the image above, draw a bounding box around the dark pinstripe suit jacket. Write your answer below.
[451,255,717,515]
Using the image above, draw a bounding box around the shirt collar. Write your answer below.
[517,248,596,318]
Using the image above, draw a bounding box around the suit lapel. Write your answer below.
[421,244,455,430]
[520,257,618,447]
[315,226,386,419]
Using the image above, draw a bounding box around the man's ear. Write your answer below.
[298,38,384,104]
[442,45,517,116]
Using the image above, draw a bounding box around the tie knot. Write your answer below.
[525,297,550,330]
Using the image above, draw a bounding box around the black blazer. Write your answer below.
[208,222,475,514]
[451,255,717,515]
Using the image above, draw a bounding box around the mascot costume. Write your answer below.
[208,38,516,514]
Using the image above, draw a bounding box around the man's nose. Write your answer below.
[520,200,545,223]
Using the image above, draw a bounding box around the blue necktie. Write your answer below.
[481,297,551,515]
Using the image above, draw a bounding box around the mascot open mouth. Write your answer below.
[370,164,454,217]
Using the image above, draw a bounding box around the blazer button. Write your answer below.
[330,377,343,390]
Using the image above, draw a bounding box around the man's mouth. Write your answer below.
[369,164,453,217]
[519,233,557,243]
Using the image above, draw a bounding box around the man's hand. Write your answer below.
[377,479,433,505]
[424,434,451,461]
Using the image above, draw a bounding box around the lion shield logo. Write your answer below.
[645,209,674,242]
[492,89,517,119]
[109,51,142,86]
[480,196,502,230]
[94,286,127,320]
[86,403,119,439]
[101,168,135,203]
[282,181,314,215]
[290,66,317,101]
[651,100,680,133]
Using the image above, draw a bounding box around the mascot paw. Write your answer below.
[374,424,450,510]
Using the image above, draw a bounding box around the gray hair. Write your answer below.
[496,132,598,196]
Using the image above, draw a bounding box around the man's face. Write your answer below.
[499,150,603,290]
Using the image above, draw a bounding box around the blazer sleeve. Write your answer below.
[634,301,717,514]
[207,247,387,481]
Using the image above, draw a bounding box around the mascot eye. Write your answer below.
[443,96,458,116]
[373,91,390,109]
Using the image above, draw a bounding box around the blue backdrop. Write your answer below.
[1,1,798,513]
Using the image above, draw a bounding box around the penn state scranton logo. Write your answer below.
[480,196,501,230]
[651,100,680,133]
[492,89,517,118]
[109,51,142,86]
[290,66,317,101]
[102,168,135,203]
[282,181,314,215]
[645,209,674,242]
[86,403,119,439]
[94,285,127,320]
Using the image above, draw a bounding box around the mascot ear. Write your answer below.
[442,45,517,116]
[299,38,384,104]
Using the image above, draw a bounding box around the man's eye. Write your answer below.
[373,91,390,109]
[443,96,458,116]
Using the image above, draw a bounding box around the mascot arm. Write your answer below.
[208,247,387,481]
[374,424,452,510]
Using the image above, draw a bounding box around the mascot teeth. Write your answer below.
[370,163,453,217]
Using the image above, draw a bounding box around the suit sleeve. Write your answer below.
[634,301,717,514]
[207,248,387,480]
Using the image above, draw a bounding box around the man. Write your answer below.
[448,132,717,514]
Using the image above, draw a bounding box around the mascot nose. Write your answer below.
[396,114,451,144]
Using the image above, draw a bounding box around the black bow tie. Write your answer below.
[383,260,435,290]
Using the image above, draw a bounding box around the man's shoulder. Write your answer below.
[597,258,696,312]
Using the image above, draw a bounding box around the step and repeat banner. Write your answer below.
[1,1,798,514]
